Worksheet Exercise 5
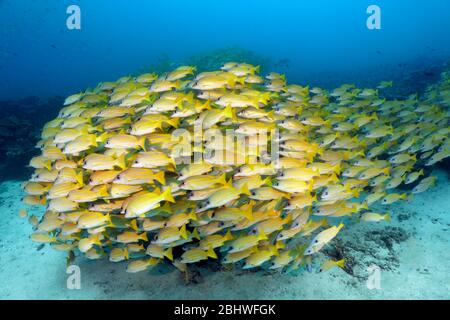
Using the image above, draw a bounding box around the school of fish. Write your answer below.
[22,62,450,275]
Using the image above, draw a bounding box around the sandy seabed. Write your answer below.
[0,169,449,300]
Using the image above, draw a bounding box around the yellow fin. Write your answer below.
[164,247,173,261]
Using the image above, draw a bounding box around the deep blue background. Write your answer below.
[0,0,449,99]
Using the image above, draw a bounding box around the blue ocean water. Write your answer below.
[0,0,449,300]
[1,0,449,99]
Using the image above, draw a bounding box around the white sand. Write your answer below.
[0,169,449,300]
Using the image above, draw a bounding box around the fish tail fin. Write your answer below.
[44,161,53,171]
[116,154,127,170]
[239,183,251,196]
[92,234,102,246]
[173,259,187,273]
[330,173,339,183]
[218,173,227,186]
[129,219,138,231]
[284,213,293,224]
[431,176,438,185]
[192,228,200,240]
[263,177,273,187]
[153,171,166,185]
[75,171,84,185]
[207,248,217,259]
[189,211,197,221]
[97,132,109,144]
[336,259,346,269]
[352,188,360,198]
[100,184,110,197]
[332,163,341,174]
[139,137,147,151]
[225,230,234,241]
[237,76,246,85]
[161,188,175,203]
[242,205,253,221]
[179,224,188,240]
[124,248,129,260]
[164,247,173,261]
[140,232,148,241]
[223,104,234,120]
[275,241,286,251]
[361,202,369,211]
[167,118,180,128]
[203,100,212,110]
[218,176,230,189]
[384,214,391,222]
[40,196,47,205]
[258,232,268,241]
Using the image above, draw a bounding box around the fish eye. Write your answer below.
[324,191,328,196]
[280,172,284,177]
[206,201,210,205]
[154,235,158,240]
[219,222,225,227]
[229,246,234,250]
[251,191,256,196]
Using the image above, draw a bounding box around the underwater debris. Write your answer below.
[22,61,450,277]
[364,226,409,251]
